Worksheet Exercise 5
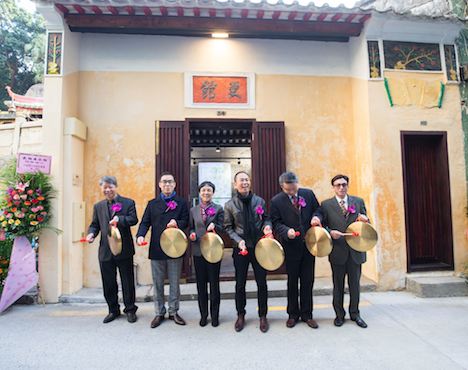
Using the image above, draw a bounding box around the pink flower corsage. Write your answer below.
[165,200,178,213]
[205,207,216,217]
[298,196,306,209]
[255,205,265,220]
[111,202,122,213]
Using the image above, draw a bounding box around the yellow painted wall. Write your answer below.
[368,71,468,289]
[78,72,358,287]
[75,70,467,290]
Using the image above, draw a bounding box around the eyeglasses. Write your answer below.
[333,183,348,188]
[160,180,175,185]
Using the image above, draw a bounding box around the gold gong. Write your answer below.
[255,238,285,271]
[345,222,378,252]
[200,232,224,263]
[160,228,188,258]
[305,227,333,257]
[107,225,122,256]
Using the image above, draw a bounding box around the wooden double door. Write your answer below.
[156,119,286,278]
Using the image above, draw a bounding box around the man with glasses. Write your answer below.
[311,174,369,328]
[270,172,321,329]
[137,172,189,328]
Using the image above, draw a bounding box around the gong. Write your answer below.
[255,238,285,271]
[345,222,378,252]
[200,232,225,263]
[305,226,333,257]
[107,225,122,256]
[160,228,188,258]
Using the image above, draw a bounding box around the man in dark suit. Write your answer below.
[311,174,369,328]
[87,176,139,324]
[224,171,273,333]
[270,172,321,329]
[137,172,189,328]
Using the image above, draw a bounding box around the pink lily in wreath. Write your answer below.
[205,207,216,217]
[165,200,178,213]
[15,182,29,192]
[255,205,265,220]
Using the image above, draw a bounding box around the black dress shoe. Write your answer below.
[334,317,345,327]
[199,317,208,327]
[126,312,137,323]
[351,316,368,328]
[235,314,245,332]
[103,312,120,324]
[150,315,164,328]
[169,313,186,325]
[259,316,269,333]
[211,317,219,327]
[286,317,298,328]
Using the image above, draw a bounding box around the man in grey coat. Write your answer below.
[312,174,369,328]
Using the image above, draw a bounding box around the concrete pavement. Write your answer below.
[1,292,467,370]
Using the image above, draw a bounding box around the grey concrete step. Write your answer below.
[406,275,468,298]
[59,276,377,304]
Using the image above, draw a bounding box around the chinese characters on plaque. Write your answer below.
[16,153,52,174]
[185,73,255,109]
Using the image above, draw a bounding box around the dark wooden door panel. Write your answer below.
[401,132,454,271]
[156,121,190,198]
[156,121,191,277]
[252,121,286,206]
[252,121,287,274]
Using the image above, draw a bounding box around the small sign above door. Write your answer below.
[185,72,255,109]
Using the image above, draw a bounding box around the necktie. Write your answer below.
[339,200,347,215]
[292,195,299,209]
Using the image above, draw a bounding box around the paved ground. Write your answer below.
[1,292,467,370]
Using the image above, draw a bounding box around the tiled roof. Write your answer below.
[33,0,461,19]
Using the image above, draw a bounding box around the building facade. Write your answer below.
[29,0,468,302]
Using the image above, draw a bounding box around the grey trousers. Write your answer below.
[151,258,182,316]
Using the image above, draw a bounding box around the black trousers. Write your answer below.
[193,256,221,320]
[233,249,268,317]
[99,257,138,314]
[331,258,362,320]
[285,249,315,320]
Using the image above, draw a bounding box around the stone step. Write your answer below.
[59,276,377,304]
[406,275,468,298]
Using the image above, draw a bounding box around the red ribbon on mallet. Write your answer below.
[352,232,360,237]
[138,241,148,246]
[239,249,249,256]
[295,231,301,237]
[79,238,87,243]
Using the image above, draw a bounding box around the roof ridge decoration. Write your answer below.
[360,0,461,20]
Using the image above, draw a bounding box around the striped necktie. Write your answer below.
[339,200,347,215]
